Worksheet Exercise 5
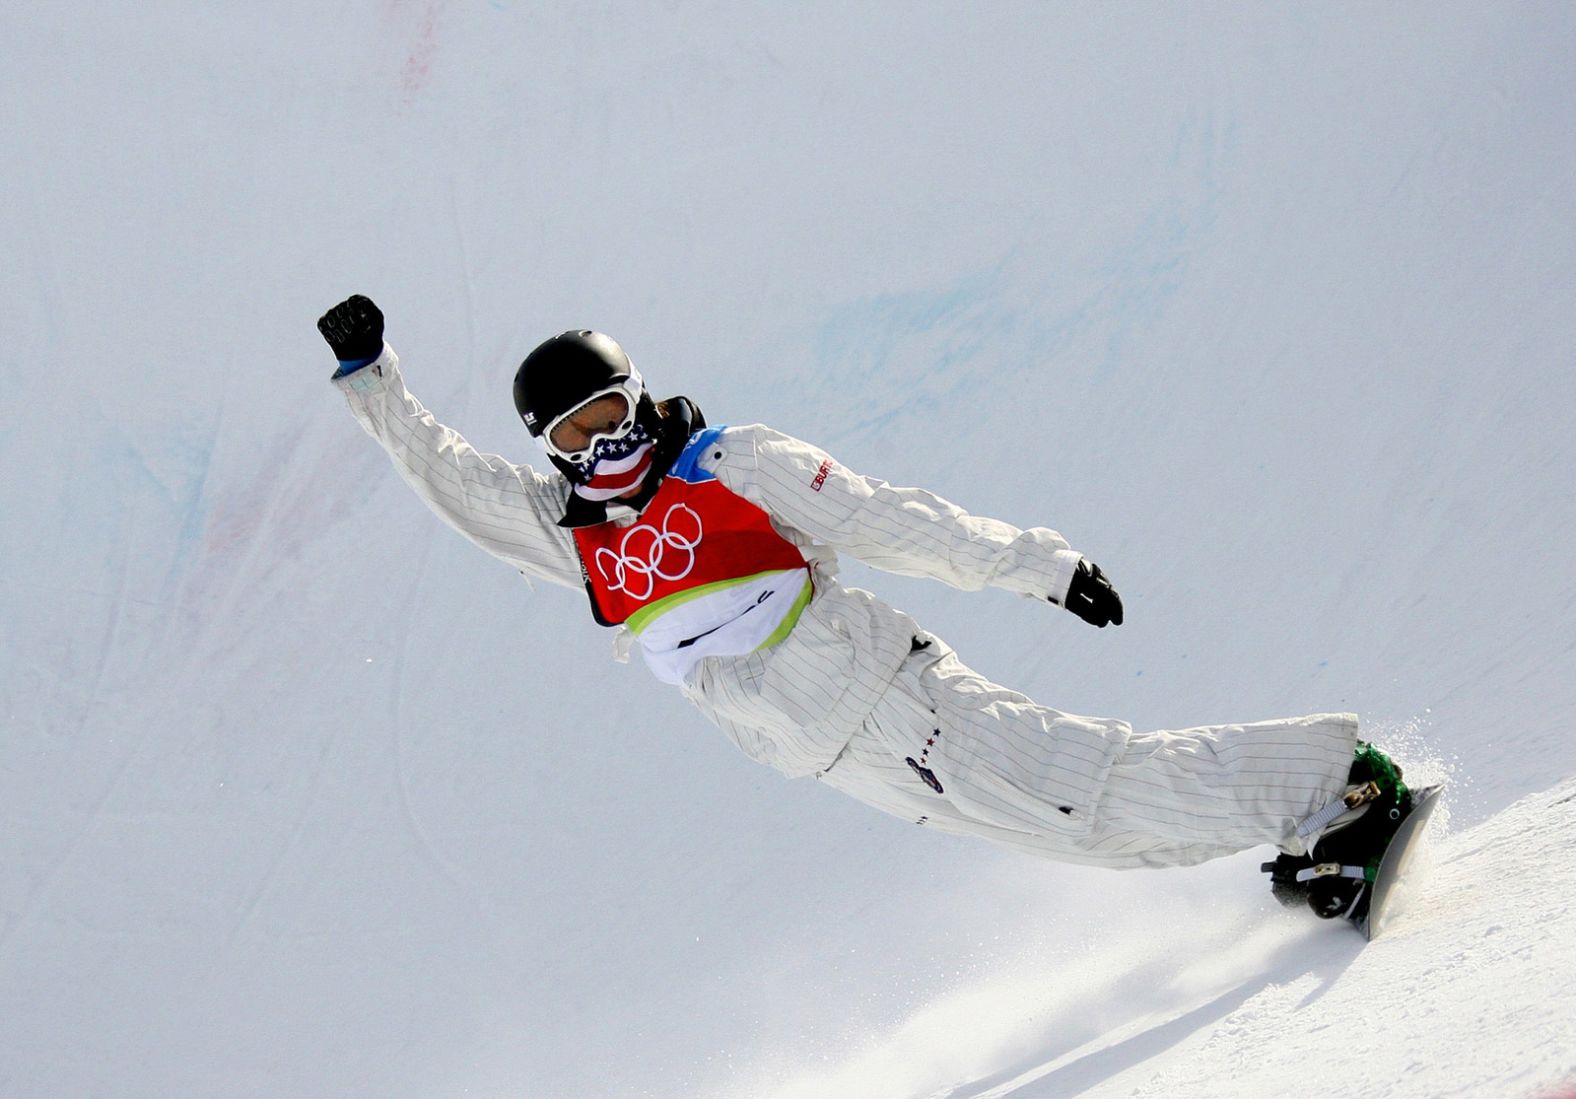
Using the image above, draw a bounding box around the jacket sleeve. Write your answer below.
[723,423,1086,605]
[332,345,584,589]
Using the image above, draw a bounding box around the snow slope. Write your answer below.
[763,782,1576,1099]
[3,3,1575,1097]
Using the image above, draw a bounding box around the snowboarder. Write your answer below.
[318,294,1411,911]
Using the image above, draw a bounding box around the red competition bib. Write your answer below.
[571,428,809,632]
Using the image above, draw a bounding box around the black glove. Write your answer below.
[317,294,384,363]
[1061,558,1124,628]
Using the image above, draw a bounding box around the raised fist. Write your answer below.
[317,294,384,363]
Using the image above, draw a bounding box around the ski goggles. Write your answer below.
[540,368,645,465]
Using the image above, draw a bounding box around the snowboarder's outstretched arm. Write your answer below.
[718,424,1123,627]
[319,295,583,589]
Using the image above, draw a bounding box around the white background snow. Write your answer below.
[3,3,1574,1097]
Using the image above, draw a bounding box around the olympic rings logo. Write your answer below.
[594,503,704,601]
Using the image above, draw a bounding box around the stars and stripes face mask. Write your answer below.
[565,422,657,501]
[535,367,661,499]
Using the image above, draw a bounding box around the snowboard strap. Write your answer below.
[1295,781,1382,840]
[1297,862,1371,884]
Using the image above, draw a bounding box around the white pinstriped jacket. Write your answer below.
[336,346,1086,778]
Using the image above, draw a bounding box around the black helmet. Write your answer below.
[513,330,641,438]
[511,330,710,528]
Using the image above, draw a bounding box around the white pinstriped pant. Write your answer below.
[818,637,1359,869]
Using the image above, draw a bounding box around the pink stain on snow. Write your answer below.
[384,0,441,102]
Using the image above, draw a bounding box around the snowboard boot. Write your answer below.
[1262,742,1412,919]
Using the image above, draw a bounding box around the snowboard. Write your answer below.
[1352,782,1446,940]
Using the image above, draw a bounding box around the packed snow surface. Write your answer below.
[3,3,1574,1097]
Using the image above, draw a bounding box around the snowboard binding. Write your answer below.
[1263,743,1413,921]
